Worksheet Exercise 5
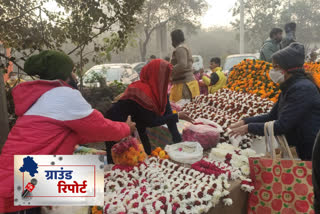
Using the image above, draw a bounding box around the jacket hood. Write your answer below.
[12,80,70,116]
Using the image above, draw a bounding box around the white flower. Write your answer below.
[240,165,250,176]
[223,198,233,206]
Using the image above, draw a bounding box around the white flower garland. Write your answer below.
[104,157,233,214]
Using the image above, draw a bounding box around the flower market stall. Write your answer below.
[104,142,261,214]
[103,60,320,214]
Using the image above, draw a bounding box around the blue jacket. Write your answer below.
[244,74,320,160]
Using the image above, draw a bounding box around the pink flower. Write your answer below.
[178,148,182,151]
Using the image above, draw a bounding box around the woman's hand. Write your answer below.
[229,125,248,138]
[178,111,195,123]
[229,120,245,129]
[126,116,136,134]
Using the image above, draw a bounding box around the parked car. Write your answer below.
[223,54,259,76]
[131,62,146,75]
[192,55,204,71]
[83,64,139,87]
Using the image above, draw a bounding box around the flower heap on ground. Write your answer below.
[105,157,235,214]
[182,88,273,148]
[304,62,320,88]
[226,59,280,102]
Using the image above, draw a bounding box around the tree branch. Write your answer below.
[1,6,40,25]
[0,53,24,71]
[67,20,117,55]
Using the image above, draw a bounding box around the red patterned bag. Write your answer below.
[248,122,314,214]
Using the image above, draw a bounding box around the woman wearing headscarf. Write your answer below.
[169,29,200,102]
[0,50,135,213]
[229,43,320,161]
[105,59,194,163]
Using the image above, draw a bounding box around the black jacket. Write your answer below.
[104,97,181,162]
[244,74,320,160]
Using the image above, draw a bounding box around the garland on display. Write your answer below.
[226,59,280,102]
[105,157,235,214]
[182,88,273,148]
[227,60,320,103]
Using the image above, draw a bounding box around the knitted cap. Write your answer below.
[272,42,305,70]
[24,50,74,80]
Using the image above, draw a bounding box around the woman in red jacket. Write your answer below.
[0,50,135,213]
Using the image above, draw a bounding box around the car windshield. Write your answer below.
[106,67,124,81]
[224,56,256,71]
[84,66,124,83]
[192,56,200,63]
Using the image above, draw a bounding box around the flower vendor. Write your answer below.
[169,29,200,102]
[0,50,135,213]
[259,28,283,62]
[230,43,320,161]
[194,68,208,95]
[201,57,227,94]
[313,133,320,214]
[105,59,194,163]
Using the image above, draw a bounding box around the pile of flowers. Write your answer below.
[304,62,320,88]
[105,157,233,214]
[227,59,280,102]
[111,137,147,166]
[182,88,273,148]
[208,143,260,178]
[227,60,320,103]
[150,147,169,159]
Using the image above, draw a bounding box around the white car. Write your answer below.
[83,64,139,87]
[223,54,259,76]
[131,62,146,75]
[192,55,204,71]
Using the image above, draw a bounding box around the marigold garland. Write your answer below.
[226,59,280,102]
[304,62,320,88]
[227,60,320,103]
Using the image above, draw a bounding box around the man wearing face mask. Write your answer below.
[229,42,320,161]
[6,72,24,88]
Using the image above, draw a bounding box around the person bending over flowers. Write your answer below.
[105,59,194,163]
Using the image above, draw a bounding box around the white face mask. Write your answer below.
[269,69,285,83]
[10,76,18,80]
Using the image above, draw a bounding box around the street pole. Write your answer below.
[240,0,245,54]
[0,72,9,151]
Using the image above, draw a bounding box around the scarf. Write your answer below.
[120,59,172,115]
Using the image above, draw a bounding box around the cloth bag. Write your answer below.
[248,121,314,214]
[165,141,203,164]
[182,118,223,149]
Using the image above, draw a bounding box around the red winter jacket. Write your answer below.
[0,80,130,212]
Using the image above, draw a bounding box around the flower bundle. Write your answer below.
[104,157,233,214]
[227,59,280,102]
[150,147,169,159]
[111,136,147,166]
[182,89,273,148]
